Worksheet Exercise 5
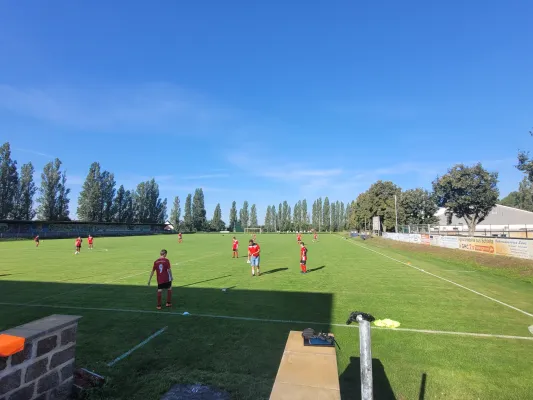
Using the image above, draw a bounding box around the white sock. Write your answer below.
[251,267,255,275]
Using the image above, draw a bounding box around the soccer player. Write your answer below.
[249,239,261,276]
[232,236,239,258]
[147,249,173,310]
[300,242,308,274]
[34,235,40,247]
[88,235,94,250]
[313,232,318,242]
[297,232,302,243]
[74,237,82,255]
[247,240,252,264]
[178,232,183,244]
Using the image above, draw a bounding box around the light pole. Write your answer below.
[394,194,399,233]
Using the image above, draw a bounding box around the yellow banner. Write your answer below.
[495,239,531,259]
[458,237,495,254]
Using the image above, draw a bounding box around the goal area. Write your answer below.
[244,228,262,234]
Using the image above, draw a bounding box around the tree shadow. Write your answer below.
[339,357,395,400]
[306,266,326,273]
[261,268,289,275]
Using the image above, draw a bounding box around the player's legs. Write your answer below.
[300,260,307,273]
[255,257,261,276]
[166,288,172,307]
[157,289,163,310]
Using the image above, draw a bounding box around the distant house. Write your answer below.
[434,204,533,234]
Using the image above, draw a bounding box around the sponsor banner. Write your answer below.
[397,233,410,243]
[409,234,421,244]
[389,233,400,241]
[458,237,495,254]
[421,234,430,245]
[430,235,441,247]
[495,238,530,259]
[440,236,460,249]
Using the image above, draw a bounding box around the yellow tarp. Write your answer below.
[374,319,401,329]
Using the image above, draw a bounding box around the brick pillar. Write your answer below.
[0,314,82,400]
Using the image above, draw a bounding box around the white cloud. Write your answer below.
[0,83,238,135]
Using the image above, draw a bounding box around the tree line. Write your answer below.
[0,142,69,221]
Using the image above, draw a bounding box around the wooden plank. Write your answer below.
[270,331,340,400]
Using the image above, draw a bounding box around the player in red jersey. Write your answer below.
[249,239,261,276]
[300,242,308,273]
[178,232,183,244]
[232,237,239,258]
[313,232,318,242]
[34,235,40,247]
[74,237,82,255]
[297,232,302,243]
[148,249,173,310]
[88,235,94,250]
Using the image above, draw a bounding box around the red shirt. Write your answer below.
[153,257,172,285]
[233,239,239,249]
[300,246,308,261]
[314,234,318,239]
[34,236,39,241]
[75,239,81,247]
[178,233,182,239]
[88,237,93,244]
[250,243,260,257]
[297,235,301,241]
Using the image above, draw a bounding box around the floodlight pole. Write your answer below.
[347,311,376,400]
[394,195,399,233]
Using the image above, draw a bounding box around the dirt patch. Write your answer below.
[366,237,533,279]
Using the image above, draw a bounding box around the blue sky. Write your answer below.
[1,0,532,222]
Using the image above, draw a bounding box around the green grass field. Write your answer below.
[1,234,532,399]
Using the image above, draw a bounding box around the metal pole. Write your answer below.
[347,312,375,400]
[394,195,398,233]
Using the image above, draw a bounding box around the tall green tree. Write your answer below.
[400,188,439,225]
[229,201,237,231]
[12,162,36,220]
[78,162,102,221]
[301,199,309,231]
[331,201,338,232]
[122,189,134,223]
[317,197,323,231]
[211,203,225,231]
[169,196,181,229]
[56,172,71,221]
[344,202,351,230]
[293,201,302,231]
[351,181,401,231]
[132,179,166,223]
[339,202,345,231]
[433,163,499,234]
[500,191,519,208]
[250,204,258,227]
[264,205,273,232]
[192,188,207,231]
[515,178,533,211]
[37,159,69,221]
[239,201,249,228]
[183,194,193,231]
[113,185,127,222]
[517,128,533,182]
[322,197,331,231]
[281,201,291,231]
[0,142,18,219]
[100,171,116,222]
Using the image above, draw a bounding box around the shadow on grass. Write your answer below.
[419,372,427,400]
[0,279,337,399]
[177,275,232,287]
[261,268,288,275]
[339,357,395,400]
[306,266,326,273]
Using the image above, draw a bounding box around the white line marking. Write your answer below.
[341,238,533,318]
[0,301,531,341]
[106,326,167,367]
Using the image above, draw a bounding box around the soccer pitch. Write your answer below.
[1,234,532,399]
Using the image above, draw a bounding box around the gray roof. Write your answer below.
[437,204,533,226]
